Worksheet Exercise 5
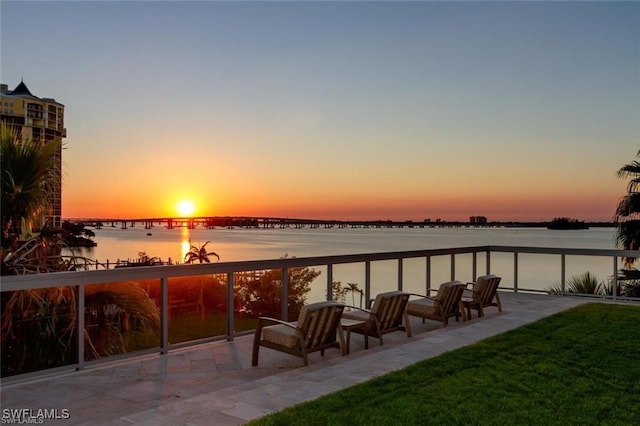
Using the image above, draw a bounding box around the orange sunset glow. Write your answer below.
[3,1,634,223]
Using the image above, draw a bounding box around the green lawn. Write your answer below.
[250,303,640,425]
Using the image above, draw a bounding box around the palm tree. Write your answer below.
[184,240,219,264]
[614,149,640,269]
[1,123,61,242]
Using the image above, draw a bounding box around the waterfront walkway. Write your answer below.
[1,293,593,425]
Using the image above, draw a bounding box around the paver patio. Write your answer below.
[1,293,594,425]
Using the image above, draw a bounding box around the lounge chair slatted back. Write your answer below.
[407,281,466,327]
[303,304,343,348]
[341,291,412,349]
[466,275,502,316]
[372,291,410,333]
[438,282,466,318]
[252,301,345,366]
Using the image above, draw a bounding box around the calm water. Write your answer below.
[68,226,619,299]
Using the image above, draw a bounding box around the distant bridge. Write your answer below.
[62,216,614,230]
[64,216,498,230]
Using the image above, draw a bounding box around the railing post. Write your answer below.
[365,261,371,305]
[450,254,455,281]
[77,282,85,370]
[486,250,491,275]
[281,267,289,320]
[161,276,169,354]
[226,272,234,340]
[613,257,618,300]
[513,252,518,293]
[472,251,477,282]
[561,254,566,294]
[426,256,431,293]
[326,263,333,301]
[398,258,403,291]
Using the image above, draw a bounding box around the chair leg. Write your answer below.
[495,292,503,312]
[251,327,262,366]
[373,319,384,346]
[403,311,412,338]
[338,324,347,356]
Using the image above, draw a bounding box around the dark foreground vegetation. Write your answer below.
[251,303,640,425]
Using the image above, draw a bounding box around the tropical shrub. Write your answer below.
[1,281,160,377]
[548,271,604,295]
[235,256,317,321]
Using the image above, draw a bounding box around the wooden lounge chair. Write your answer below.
[252,300,345,366]
[341,291,412,350]
[461,274,502,320]
[406,281,466,327]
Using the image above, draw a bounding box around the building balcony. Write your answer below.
[1,246,639,423]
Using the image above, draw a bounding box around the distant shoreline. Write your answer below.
[62,216,616,230]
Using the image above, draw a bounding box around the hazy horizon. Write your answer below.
[2,1,638,222]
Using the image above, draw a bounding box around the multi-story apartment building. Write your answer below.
[1,81,66,228]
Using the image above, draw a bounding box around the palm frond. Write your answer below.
[617,160,640,179]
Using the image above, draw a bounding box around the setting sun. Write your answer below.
[177,200,196,217]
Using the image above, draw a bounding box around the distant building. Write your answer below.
[470,216,488,225]
[1,81,66,228]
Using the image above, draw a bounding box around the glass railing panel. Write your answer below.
[515,253,561,292]
[489,252,515,290]
[402,257,427,295]
[167,274,226,344]
[564,255,617,296]
[330,263,365,308]
[453,253,474,284]
[429,255,452,287]
[286,265,326,321]
[1,285,79,377]
[303,265,328,306]
[475,251,488,277]
[84,279,160,360]
[233,270,265,330]
[370,260,398,300]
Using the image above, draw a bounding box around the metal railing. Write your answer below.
[2,245,639,381]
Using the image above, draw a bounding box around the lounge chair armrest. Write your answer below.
[343,305,371,314]
[256,316,296,330]
[406,292,437,302]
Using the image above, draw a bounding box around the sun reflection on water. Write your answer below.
[180,228,191,263]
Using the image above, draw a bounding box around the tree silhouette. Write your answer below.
[184,240,219,264]
[614,149,640,269]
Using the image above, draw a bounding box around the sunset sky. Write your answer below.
[2,1,638,222]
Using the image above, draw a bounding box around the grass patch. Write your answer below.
[250,303,640,425]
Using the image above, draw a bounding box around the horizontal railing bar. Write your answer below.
[486,245,639,257]
[2,245,638,291]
